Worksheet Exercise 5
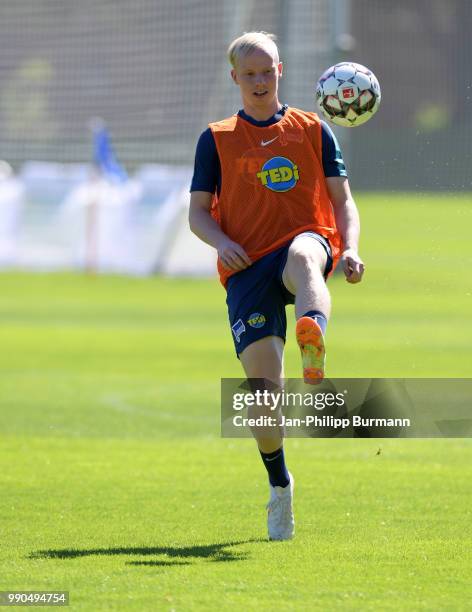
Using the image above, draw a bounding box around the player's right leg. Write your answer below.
[226,247,290,455]
[239,337,294,541]
[226,247,295,540]
[239,335,285,453]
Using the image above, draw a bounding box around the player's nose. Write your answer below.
[254,72,266,86]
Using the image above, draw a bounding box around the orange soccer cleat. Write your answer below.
[296,316,326,384]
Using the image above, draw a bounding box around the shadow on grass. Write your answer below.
[30,540,263,566]
[130,560,192,567]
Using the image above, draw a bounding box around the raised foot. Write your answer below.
[296,316,325,385]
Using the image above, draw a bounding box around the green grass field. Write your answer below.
[1,193,471,610]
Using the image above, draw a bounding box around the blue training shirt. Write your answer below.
[190,104,347,196]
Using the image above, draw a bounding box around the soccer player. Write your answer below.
[189,32,364,540]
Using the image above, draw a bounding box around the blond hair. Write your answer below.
[227,31,279,68]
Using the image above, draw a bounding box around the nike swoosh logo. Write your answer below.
[265,452,283,462]
[261,136,279,147]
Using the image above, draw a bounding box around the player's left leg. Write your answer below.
[282,233,332,383]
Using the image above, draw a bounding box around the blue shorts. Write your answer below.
[226,232,333,356]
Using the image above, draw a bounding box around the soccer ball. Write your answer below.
[315,62,381,127]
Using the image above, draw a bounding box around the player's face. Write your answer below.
[231,47,282,110]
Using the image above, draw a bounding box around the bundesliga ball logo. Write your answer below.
[315,62,381,127]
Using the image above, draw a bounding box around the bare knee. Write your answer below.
[283,239,327,293]
[239,336,285,451]
[290,243,324,270]
[239,336,284,383]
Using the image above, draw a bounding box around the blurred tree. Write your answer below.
[0,58,59,142]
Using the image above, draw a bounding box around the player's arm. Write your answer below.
[189,127,251,271]
[189,191,251,271]
[326,176,365,283]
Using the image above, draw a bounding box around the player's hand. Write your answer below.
[341,248,365,283]
[217,238,252,271]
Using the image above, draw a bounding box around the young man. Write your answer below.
[189,32,364,540]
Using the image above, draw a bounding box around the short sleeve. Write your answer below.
[321,121,348,178]
[190,128,221,194]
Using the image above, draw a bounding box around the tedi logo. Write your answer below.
[247,313,266,328]
[256,156,299,192]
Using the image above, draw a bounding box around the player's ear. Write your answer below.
[278,62,283,77]
[231,68,239,85]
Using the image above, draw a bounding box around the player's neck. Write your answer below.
[241,97,282,122]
